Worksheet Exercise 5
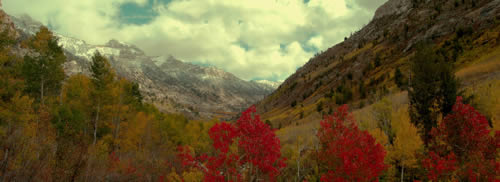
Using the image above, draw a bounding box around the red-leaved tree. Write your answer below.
[178,106,286,182]
[424,97,499,181]
[317,105,387,182]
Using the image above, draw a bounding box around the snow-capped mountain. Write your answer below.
[10,14,277,119]
[251,80,282,90]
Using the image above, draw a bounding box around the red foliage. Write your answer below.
[178,106,286,182]
[424,97,499,181]
[317,105,387,182]
[421,152,457,180]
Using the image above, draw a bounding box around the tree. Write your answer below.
[388,107,424,181]
[359,82,366,99]
[316,105,387,181]
[394,67,405,89]
[438,62,459,116]
[374,54,381,67]
[129,82,143,105]
[423,97,499,181]
[373,98,394,144]
[50,74,95,181]
[408,44,458,144]
[89,51,115,145]
[22,26,66,106]
[178,106,286,181]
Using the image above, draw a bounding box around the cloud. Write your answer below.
[348,0,387,11]
[3,0,387,81]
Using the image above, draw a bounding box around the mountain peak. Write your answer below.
[373,0,412,19]
[106,39,129,48]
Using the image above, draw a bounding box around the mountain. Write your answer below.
[10,14,279,119]
[251,80,282,90]
[256,0,500,131]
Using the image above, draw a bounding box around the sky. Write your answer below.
[3,0,387,82]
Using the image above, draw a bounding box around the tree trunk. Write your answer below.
[93,102,100,145]
[41,78,44,107]
[401,165,404,182]
[113,93,123,144]
[1,147,9,181]
[297,157,300,182]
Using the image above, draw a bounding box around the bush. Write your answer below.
[317,105,387,181]
[317,101,324,112]
[178,106,286,181]
[423,97,499,181]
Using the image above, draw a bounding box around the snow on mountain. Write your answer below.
[252,80,282,90]
[10,14,277,119]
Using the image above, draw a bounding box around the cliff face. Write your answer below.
[5,13,280,119]
[0,8,18,40]
[373,0,412,19]
[256,0,500,127]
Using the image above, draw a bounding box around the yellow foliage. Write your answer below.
[182,120,215,153]
[369,128,389,150]
[467,80,500,132]
[389,106,423,169]
[182,170,204,181]
[119,112,152,153]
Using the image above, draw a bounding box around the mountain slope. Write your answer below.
[10,15,278,119]
[257,0,500,130]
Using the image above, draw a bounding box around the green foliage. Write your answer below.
[316,101,323,112]
[373,98,394,144]
[363,62,374,75]
[90,51,114,91]
[22,26,66,105]
[394,67,406,89]
[130,82,143,104]
[359,82,366,99]
[334,85,353,105]
[374,54,381,67]
[409,43,459,144]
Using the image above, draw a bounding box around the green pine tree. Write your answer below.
[22,26,66,106]
[408,44,459,144]
[89,51,114,145]
[394,67,405,89]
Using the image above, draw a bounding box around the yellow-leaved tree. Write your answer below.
[389,106,424,181]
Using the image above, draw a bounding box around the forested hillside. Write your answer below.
[256,0,500,130]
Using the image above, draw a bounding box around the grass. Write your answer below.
[344,43,374,60]
[456,46,500,83]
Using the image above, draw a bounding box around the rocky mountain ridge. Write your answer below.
[9,14,281,119]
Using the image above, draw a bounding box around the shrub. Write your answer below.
[423,97,499,181]
[317,105,387,181]
[178,106,286,181]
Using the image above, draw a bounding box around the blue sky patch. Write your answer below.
[116,0,174,25]
[236,40,251,51]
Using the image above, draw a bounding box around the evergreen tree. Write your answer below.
[394,67,405,89]
[129,82,143,104]
[22,26,66,106]
[438,63,459,116]
[90,51,114,91]
[89,51,114,145]
[409,44,459,144]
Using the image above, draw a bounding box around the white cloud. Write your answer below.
[3,0,387,81]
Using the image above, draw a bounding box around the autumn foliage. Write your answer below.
[423,97,499,181]
[317,105,387,182]
[178,106,286,181]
